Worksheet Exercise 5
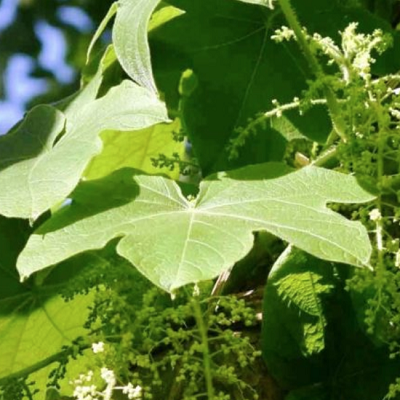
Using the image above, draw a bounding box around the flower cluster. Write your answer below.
[71,366,142,400]
[79,273,262,400]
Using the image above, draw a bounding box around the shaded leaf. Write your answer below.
[151,0,400,174]
[262,247,337,388]
[150,0,331,174]
[18,164,373,292]
[263,248,400,399]
[0,216,94,383]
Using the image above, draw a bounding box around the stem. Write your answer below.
[311,145,338,167]
[192,296,214,400]
[375,99,386,272]
[0,350,67,386]
[277,0,348,140]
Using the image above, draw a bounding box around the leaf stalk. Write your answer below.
[277,0,348,141]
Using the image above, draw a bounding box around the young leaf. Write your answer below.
[17,164,374,292]
[113,0,162,94]
[0,80,169,220]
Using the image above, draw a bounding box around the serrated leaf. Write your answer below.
[263,247,335,360]
[18,164,374,292]
[0,216,94,383]
[0,78,169,220]
[113,0,162,94]
[263,248,400,398]
[84,118,183,180]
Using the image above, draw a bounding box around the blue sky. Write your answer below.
[0,0,93,134]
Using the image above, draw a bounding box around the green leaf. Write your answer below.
[0,216,93,383]
[151,0,400,174]
[84,118,184,180]
[0,78,169,220]
[113,0,162,94]
[18,164,374,292]
[86,2,118,64]
[262,246,400,399]
[150,0,332,174]
[148,5,185,32]
[262,247,338,388]
[0,106,66,219]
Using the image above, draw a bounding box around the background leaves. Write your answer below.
[0,216,93,384]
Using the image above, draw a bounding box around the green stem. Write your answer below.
[375,99,386,272]
[0,350,67,387]
[0,342,90,387]
[277,0,348,140]
[192,296,214,400]
[311,145,338,167]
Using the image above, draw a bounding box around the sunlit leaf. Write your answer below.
[84,118,183,180]
[0,78,169,220]
[18,164,374,292]
[113,0,162,94]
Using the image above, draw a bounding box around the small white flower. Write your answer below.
[369,208,381,221]
[122,383,142,399]
[100,367,116,386]
[271,26,295,43]
[92,342,105,354]
[73,384,97,400]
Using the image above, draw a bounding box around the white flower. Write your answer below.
[73,371,93,385]
[122,383,143,399]
[369,208,381,221]
[92,342,105,354]
[100,367,116,400]
[100,367,116,386]
[73,384,98,400]
[271,26,295,43]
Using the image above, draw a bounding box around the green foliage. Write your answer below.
[3,0,400,399]
[113,0,161,94]
[17,164,373,291]
[263,247,336,361]
[0,49,168,220]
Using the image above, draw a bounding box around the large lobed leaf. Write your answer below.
[149,0,400,174]
[0,71,169,220]
[17,164,374,292]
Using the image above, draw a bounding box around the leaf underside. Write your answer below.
[17,164,374,292]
